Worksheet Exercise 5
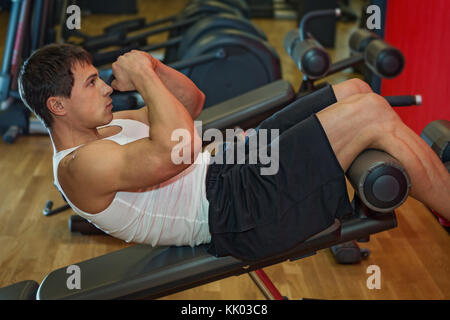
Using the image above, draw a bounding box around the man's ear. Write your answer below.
[47,97,66,116]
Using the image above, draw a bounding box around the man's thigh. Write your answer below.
[254,84,337,134]
[316,93,391,172]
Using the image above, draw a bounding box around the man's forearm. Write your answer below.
[134,69,201,156]
[154,61,205,119]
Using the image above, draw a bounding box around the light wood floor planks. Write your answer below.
[0,0,448,299]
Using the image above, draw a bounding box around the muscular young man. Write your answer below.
[18,44,450,261]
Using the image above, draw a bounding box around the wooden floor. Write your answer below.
[0,0,449,300]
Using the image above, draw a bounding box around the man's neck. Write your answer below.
[51,121,101,153]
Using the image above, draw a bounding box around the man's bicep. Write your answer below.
[70,141,126,196]
[74,139,185,194]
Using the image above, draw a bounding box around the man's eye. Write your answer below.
[89,79,96,86]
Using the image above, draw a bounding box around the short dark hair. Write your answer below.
[18,43,92,130]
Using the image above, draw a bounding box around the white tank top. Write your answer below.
[52,118,212,247]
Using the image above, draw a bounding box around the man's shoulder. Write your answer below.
[58,140,120,182]
[73,139,121,166]
[57,139,123,212]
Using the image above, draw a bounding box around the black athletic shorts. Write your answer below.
[205,84,353,261]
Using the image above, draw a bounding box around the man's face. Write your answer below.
[61,62,114,128]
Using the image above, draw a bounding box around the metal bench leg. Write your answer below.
[248,269,285,300]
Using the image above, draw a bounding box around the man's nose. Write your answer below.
[102,81,113,96]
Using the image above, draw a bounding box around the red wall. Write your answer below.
[381,0,450,135]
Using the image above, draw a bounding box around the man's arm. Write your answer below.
[112,50,201,153]
[152,58,205,119]
[112,54,205,123]
[105,51,202,188]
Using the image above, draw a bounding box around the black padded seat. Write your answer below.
[0,280,39,300]
[197,79,295,132]
[37,220,341,300]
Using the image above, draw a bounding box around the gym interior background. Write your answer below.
[0,0,449,299]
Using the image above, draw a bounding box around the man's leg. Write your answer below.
[316,92,450,219]
[255,79,372,134]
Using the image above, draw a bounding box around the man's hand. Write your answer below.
[111,50,159,92]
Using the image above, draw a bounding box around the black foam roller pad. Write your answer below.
[364,40,405,78]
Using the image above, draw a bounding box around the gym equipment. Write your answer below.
[284,9,418,264]
[94,0,248,38]
[0,281,39,300]
[176,29,280,107]
[0,0,280,139]
[97,28,281,109]
[288,0,339,48]
[76,0,137,15]
[190,0,250,18]
[0,0,56,143]
[420,119,450,232]
[335,0,357,23]
[285,10,405,94]
[246,0,297,19]
[2,79,414,300]
[421,120,450,164]
[64,1,278,110]
[174,14,266,61]
[65,0,248,56]
[91,13,268,67]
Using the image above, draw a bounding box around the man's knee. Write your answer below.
[361,93,401,132]
[333,78,372,101]
[349,78,372,94]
